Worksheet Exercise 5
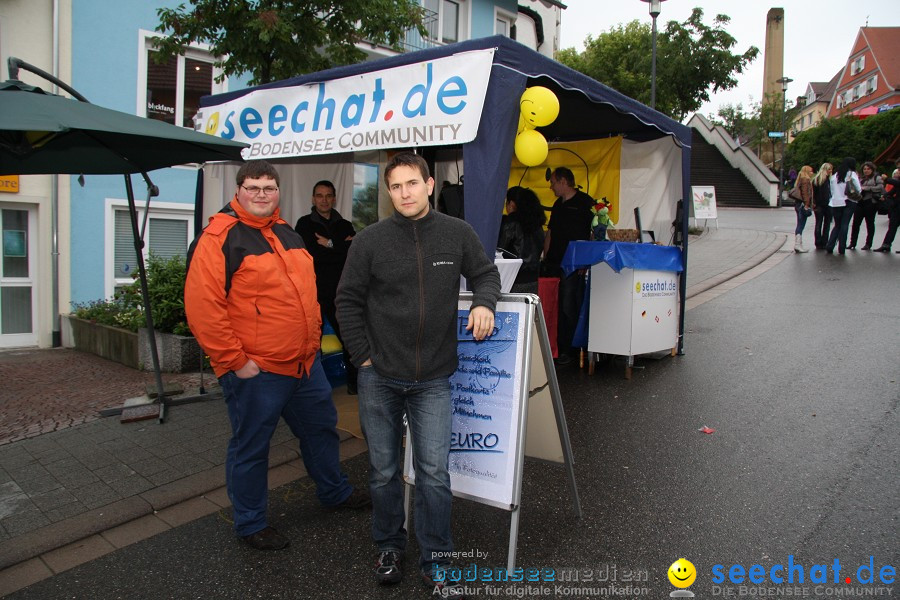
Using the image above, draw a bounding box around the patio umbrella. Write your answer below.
[0,64,248,422]
[851,105,879,119]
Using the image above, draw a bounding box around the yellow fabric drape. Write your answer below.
[508,137,623,224]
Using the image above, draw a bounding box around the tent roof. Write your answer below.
[202,35,690,148]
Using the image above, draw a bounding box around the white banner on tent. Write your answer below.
[195,49,496,160]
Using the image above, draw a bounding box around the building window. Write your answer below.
[109,204,192,295]
[867,76,878,94]
[138,32,224,129]
[424,0,467,44]
[495,8,516,38]
[852,56,865,74]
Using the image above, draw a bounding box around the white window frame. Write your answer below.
[0,202,38,347]
[136,29,226,129]
[424,0,470,45]
[494,6,516,38]
[852,56,865,75]
[104,198,195,299]
[867,75,877,94]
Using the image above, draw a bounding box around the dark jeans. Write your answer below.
[880,204,900,249]
[356,367,453,568]
[558,271,586,355]
[849,200,877,248]
[826,202,855,253]
[813,206,832,249]
[219,356,352,536]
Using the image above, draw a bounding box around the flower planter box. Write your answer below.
[138,328,203,373]
[66,316,140,369]
[63,316,202,373]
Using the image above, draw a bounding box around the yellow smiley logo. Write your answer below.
[635,281,642,293]
[205,112,220,135]
[668,558,697,588]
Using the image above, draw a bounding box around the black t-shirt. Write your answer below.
[546,190,594,266]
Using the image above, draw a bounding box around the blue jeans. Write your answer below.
[826,202,855,253]
[794,202,810,235]
[219,355,351,536]
[357,366,453,569]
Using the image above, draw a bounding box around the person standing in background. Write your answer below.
[295,180,358,394]
[826,157,861,256]
[812,163,832,250]
[848,162,883,251]
[791,165,814,253]
[498,186,547,294]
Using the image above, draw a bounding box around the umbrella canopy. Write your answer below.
[851,105,879,119]
[0,80,247,175]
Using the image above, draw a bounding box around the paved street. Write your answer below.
[1,207,897,598]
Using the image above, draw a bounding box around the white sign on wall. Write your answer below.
[196,49,496,161]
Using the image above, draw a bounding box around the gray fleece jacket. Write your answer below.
[336,209,501,382]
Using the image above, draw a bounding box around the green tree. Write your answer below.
[711,102,751,141]
[557,8,758,121]
[155,0,427,85]
[785,109,900,172]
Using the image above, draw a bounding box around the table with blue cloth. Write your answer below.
[561,241,684,378]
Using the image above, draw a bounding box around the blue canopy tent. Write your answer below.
[198,35,692,352]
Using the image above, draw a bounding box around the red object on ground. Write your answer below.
[699,426,716,434]
[538,277,559,358]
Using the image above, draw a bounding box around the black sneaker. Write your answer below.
[241,526,290,551]
[423,564,468,598]
[375,550,403,584]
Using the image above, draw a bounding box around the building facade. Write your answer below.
[826,27,900,118]
[1,0,551,349]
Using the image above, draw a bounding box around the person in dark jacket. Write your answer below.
[497,186,546,294]
[295,180,358,393]
[336,152,500,597]
[812,163,833,250]
[848,161,884,250]
[873,168,900,253]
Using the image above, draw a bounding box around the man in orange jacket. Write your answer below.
[185,160,369,551]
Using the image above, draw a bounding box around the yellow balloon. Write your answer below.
[520,86,560,128]
[517,113,535,135]
[514,130,548,167]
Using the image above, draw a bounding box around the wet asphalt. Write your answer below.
[7,213,899,599]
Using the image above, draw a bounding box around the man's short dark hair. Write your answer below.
[236,160,280,186]
[312,180,336,195]
[384,152,430,187]
[552,167,575,187]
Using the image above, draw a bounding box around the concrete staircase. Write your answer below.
[691,130,770,208]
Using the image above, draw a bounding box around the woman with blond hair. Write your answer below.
[812,163,832,250]
[791,165,814,252]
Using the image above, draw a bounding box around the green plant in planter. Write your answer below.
[71,254,191,336]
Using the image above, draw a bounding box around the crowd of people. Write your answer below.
[792,158,900,254]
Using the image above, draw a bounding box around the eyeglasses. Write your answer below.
[241,185,279,196]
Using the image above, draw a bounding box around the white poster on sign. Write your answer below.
[405,298,529,509]
[691,185,718,219]
[196,49,496,161]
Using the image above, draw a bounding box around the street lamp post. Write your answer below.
[640,0,667,109]
[776,76,793,207]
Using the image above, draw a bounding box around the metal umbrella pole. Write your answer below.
[124,173,168,422]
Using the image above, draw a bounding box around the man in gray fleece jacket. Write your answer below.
[336,152,500,596]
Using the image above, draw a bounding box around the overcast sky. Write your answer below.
[558,0,898,120]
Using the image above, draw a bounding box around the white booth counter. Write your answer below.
[562,241,684,378]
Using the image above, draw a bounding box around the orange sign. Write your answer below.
[0,176,19,193]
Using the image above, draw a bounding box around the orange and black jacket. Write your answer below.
[185,198,321,378]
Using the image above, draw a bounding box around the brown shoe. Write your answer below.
[241,526,290,550]
[331,487,372,510]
